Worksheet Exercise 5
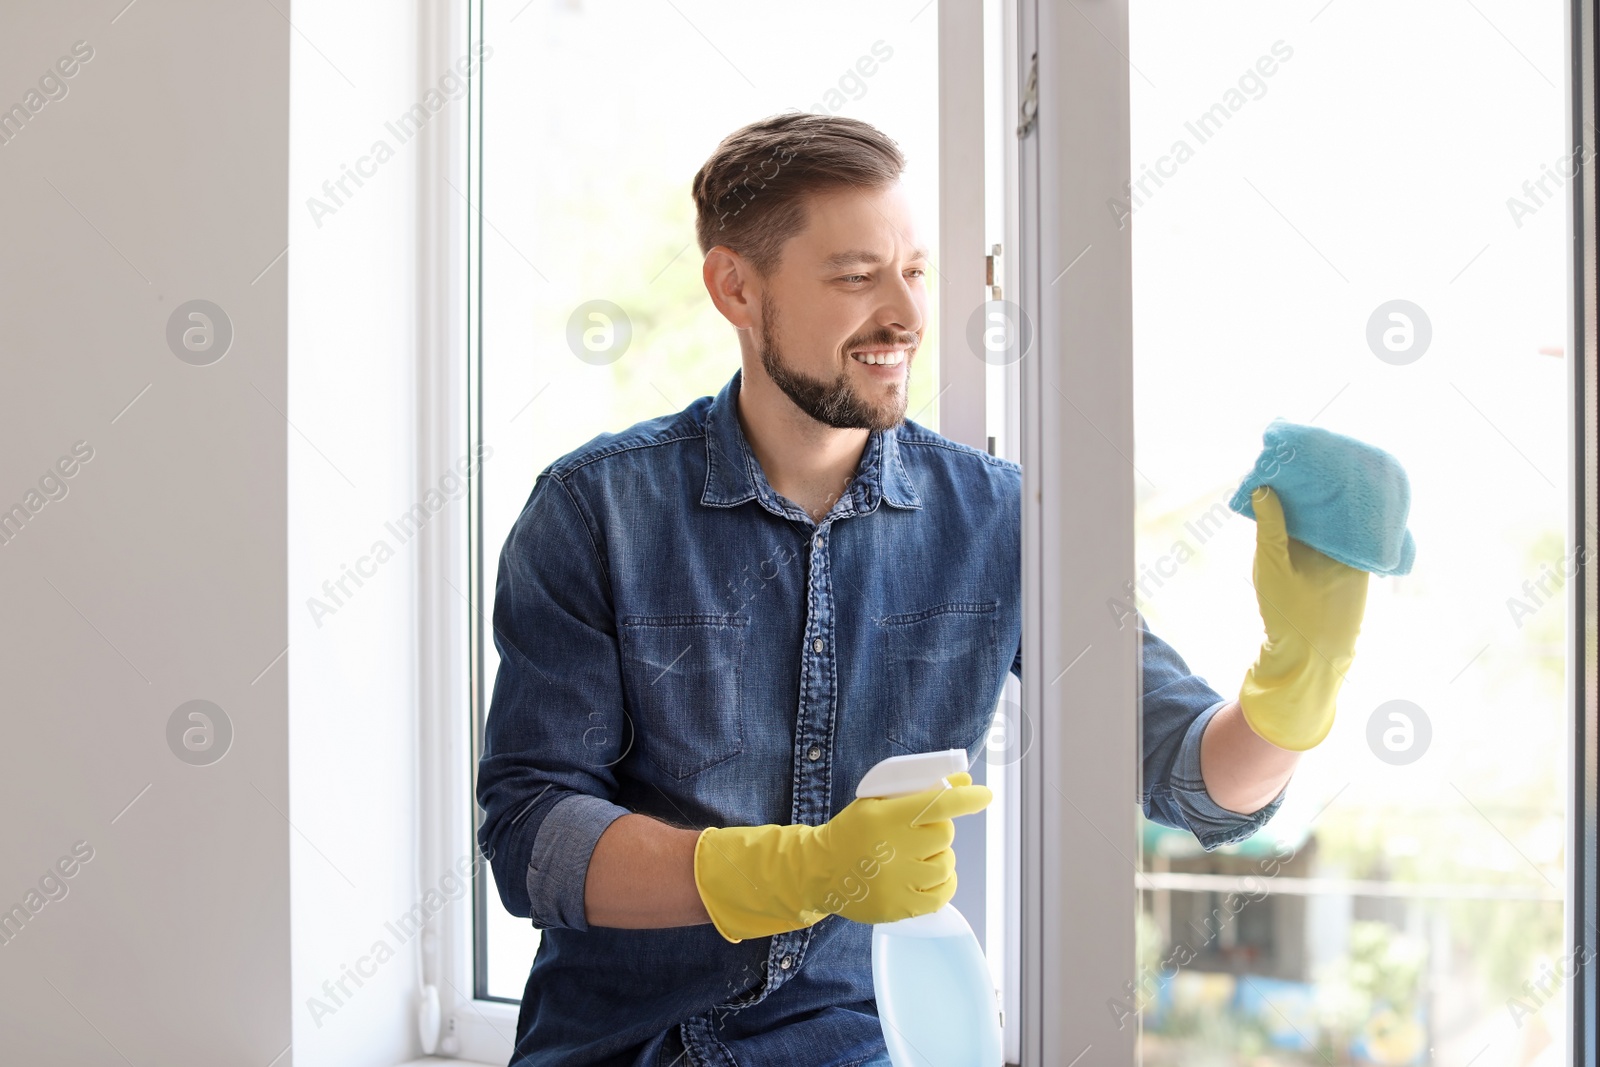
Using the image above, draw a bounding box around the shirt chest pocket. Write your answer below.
[618,614,747,780]
[876,601,999,758]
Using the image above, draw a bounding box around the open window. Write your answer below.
[434,1,1600,1063]
[447,0,1007,1059]
[1013,1,1598,1064]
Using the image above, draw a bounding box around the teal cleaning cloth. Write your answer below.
[1227,418,1416,576]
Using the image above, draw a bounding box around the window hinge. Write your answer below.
[986,242,1003,300]
[1017,51,1038,139]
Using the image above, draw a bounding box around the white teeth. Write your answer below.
[851,350,905,366]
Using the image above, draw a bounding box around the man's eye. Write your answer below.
[841,269,925,283]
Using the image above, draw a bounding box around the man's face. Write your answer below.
[754,182,927,432]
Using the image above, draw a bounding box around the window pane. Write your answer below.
[476,0,943,1002]
[1130,3,1568,1064]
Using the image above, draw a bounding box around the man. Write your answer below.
[477,111,1367,1066]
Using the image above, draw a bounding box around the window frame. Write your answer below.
[1014,1,1141,1063]
[1569,2,1599,1061]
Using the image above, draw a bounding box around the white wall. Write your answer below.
[0,1,291,1063]
[0,2,439,1064]
[288,1,438,1064]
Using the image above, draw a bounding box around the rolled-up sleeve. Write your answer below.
[476,470,631,931]
[1136,611,1285,849]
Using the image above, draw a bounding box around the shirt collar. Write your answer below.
[700,367,922,516]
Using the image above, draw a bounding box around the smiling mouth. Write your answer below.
[850,348,908,366]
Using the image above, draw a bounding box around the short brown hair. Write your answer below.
[691,111,906,279]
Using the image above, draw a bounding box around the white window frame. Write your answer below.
[1014,1,1140,1063]
[415,0,500,1056]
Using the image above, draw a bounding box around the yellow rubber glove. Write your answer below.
[693,771,992,943]
[1238,485,1371,751]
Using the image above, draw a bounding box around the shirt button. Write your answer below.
[779,955,793,970]
[807,745,822,761]
[812,637,824,652]
[814,535,823,548]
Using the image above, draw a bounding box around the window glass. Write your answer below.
[476,0,943,1000]
[1130,4,1569,1064]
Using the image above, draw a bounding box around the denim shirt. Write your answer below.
[477,368,1284,1067]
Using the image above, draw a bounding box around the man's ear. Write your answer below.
[704,247,756,329]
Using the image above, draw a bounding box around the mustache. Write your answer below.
[846,331,919,350]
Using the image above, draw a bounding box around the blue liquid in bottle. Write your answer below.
[872,905,1003,1067]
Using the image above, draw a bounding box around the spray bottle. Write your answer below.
[856,749,1003,1067]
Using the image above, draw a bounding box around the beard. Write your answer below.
[757,288,912,432]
